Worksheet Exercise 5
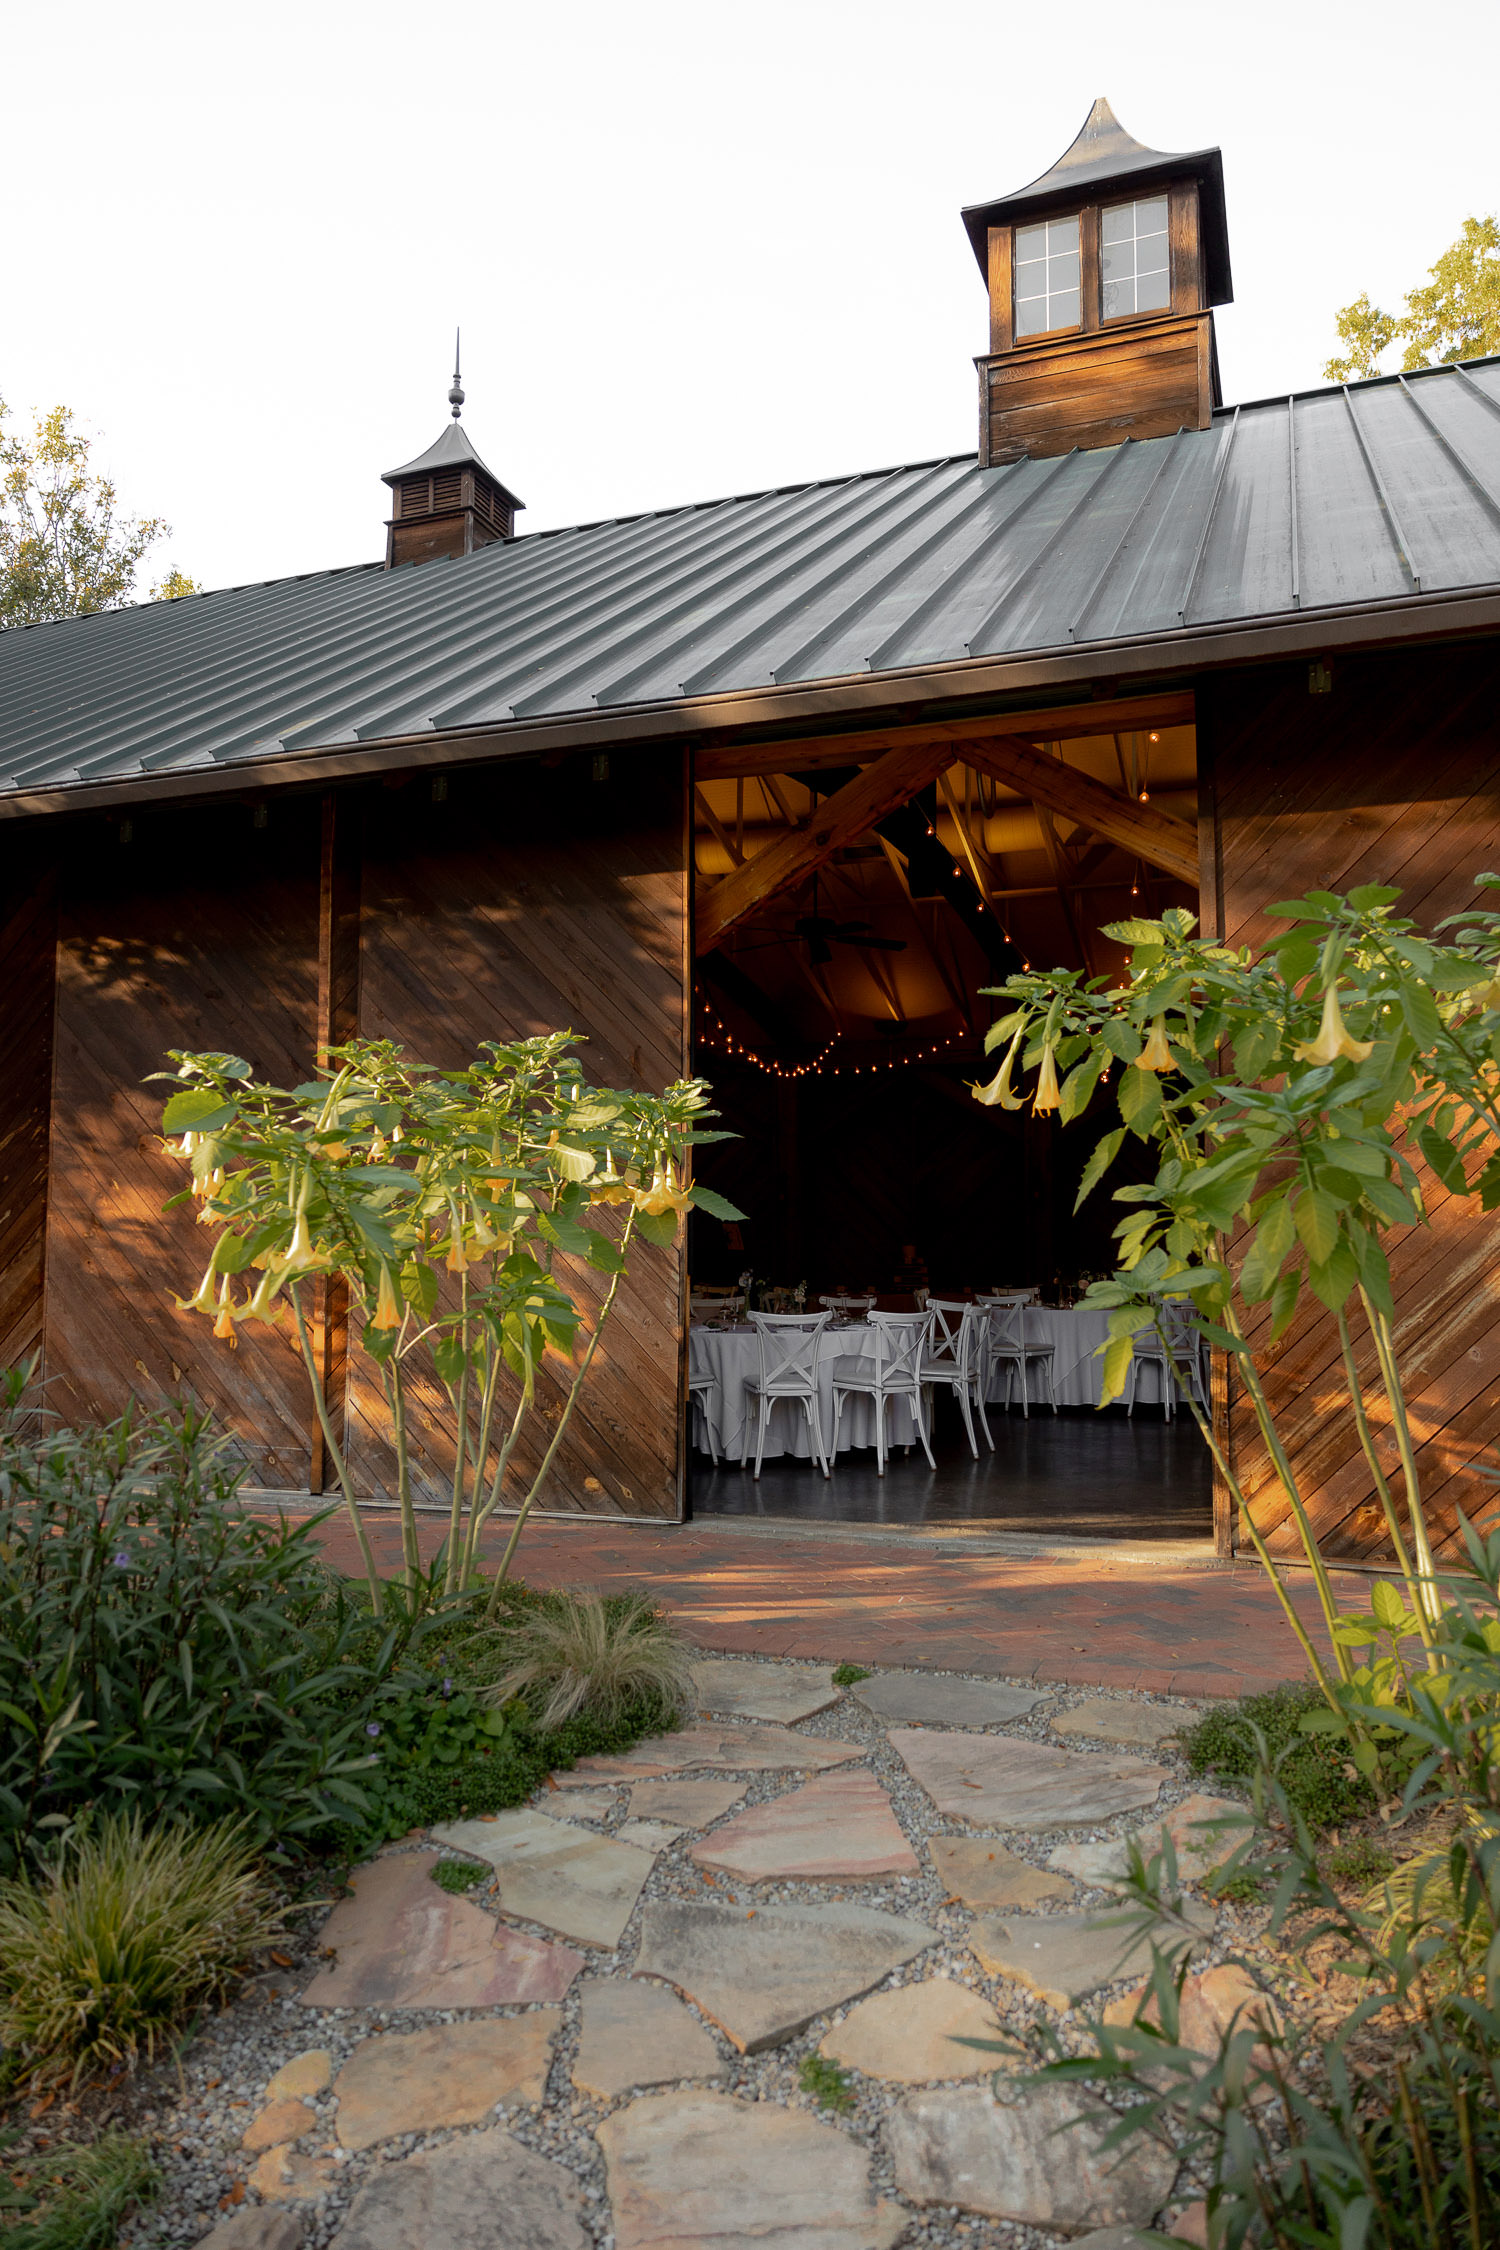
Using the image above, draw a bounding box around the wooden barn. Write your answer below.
[3,98,1499,1566]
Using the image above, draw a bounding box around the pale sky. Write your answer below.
[7,0,1497,595]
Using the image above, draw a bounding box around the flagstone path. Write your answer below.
[177,1657,1289,2250]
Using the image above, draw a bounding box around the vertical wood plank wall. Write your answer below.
[0,854,56,1372]
[1202,641,1500,1561]
[350,750,690,1519]
[42,799,320,1485]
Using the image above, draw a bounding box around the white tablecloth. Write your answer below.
[982,1306,1169,1408]
[689,1324,922,1461]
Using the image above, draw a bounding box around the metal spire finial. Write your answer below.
[448,330,464,420]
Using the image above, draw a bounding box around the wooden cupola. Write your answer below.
[961,98,1233,466]
[381,350,524,568]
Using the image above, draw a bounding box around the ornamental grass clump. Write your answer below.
[0,1812,284,2086]
[485,1590,695,1730]
[0,2130,159,2249]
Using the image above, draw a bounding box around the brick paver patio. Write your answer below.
[298,1510,1349,1700]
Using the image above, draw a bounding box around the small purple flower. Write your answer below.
[442,1677,453,1696]
[366,1722,381,1738]
[112,1550,132,1569]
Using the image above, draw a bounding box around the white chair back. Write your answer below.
[864,1310,931,1387]
[924,1298,984,1377]
[691,1291,745,1324]
[818,1293,876,1321]
[990,1285,1038,1303]
[748,1311,830,1395]
[979,1294,1034,1352]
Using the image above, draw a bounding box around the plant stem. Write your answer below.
[1335,1307,1438,1657]
[442,1270,471,1598]
[289,1283,382,1617]
[1364,1294,1445,1627]
[485,1214,637,1612]
[384,1356,421,1596]
[457,1347,503,1588]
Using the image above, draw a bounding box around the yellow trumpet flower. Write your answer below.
[971,1026,1025,1110]
[636,1161,693,1217]
[212,1274,238,1345]
[1137,1017,1174,1072]
[1032,1043,1062,1114]
[174,1260,219,1316]
[1294,983,1374,1066]
[372,1265,404,1330]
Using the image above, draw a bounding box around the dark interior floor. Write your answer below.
[689,1404,1212,1541]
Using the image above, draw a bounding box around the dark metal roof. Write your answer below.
[3,359,1499,807]
[382,419,524,509]
[961,98,1232,305]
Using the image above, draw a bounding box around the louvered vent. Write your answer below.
[399,478,432,518]
[433,470,463,510]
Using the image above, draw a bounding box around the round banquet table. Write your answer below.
[689,1323,922,1462]
[689,1307,1172,1460]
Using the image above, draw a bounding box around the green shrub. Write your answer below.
[1324,1833,1395,1888]
[0,1376,410,1869]
[1181,1681,1374,1832]
[485,1590,695,1730]
[431,1858,490,1894]
[831,1662,871,1687]
[0,2129,158,2249]
[797,2055,855,2112]
[0,1813,283,2085]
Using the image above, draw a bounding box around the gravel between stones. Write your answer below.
[90,1661,1270,2250]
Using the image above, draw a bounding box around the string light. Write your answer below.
[694,997,971,1082]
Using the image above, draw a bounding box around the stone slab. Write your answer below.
[929,1837,1074,1912]
[1052,1697,1198,1749]
[634,1897,937,2053]
[969,1904,1215,2009]
[820,1977,1004,2082]
[554,1791,616,1824]
[1104,1962,1281,2069]
[616,1818,686,1851]
[691,1770,919,1882]
[1048,1795,1252,1886]
[247,2148,336,2205]
[567,1721,865,1779]
[891,1730,1167,1829]
[263,2051,332,2102]
[327,2124,589,2250]
[598,2089,905,2250]
[855,1673,1050,1728]
[195,2211,309,2250]
[333,2014,560,2151]
[886,2083,1175,2229]
[627,1777,749,1827]
[241,2097,314,2152]
[299,1853,584,2009]
[432,1812,657,1949]
[572,1976,728,2098]
[691,1658,841,1724]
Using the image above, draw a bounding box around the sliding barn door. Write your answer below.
[43,797,321,1487]
[1201,641,1500,1564]
[349,747,690,1520]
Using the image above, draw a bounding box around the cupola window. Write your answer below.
[1101,196,1171,319]
[1014,214,1081,337]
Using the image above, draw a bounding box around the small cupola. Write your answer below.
[381,341,524,568]
[961,98,1233,466]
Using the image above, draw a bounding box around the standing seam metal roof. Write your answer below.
[2,359,1499,800]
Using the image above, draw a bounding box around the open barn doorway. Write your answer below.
[685,705,1214,1544]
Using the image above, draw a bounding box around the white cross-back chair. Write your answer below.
[1126,1301,1206,1420]
[830,1310,935,1476]
[980,1293,1058,1418]
[818,1294,876,1322]
[690,1290,745,1325]
[686,1368,721,1463]
[919,1299,993,1458]
[740,1311,833,1479]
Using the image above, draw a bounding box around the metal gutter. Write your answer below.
[5,581,1497,826]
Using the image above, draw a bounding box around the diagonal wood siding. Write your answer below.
[349,751,689,1519]
[1201,641,1500,1561]
[0,854,56,1373]
[43,799,320,1483]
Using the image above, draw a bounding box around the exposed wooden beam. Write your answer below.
[695,692,1194,783]
[693,786,744,866]
[953,735,1198,886]
[936,771,996,910]
[695,740,954,952]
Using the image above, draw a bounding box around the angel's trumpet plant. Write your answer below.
[1137,1017,1174,1072]
[1295,982,1374,1066]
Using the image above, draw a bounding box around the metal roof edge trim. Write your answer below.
[4,583,1497,825]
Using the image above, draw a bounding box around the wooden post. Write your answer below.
[310,791,361,1494]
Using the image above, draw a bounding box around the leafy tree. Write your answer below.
[1325,214,1500,380]
[0,398,197,628]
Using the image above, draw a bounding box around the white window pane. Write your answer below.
[1101,205,1134,245]
[1016,260,1047,290]
[1047,215,1080,255]
[1135,195,1169,233]
[1048,287,1080,329]
[1015,298,1048,336]
[1049,250,1080,291]
[1100,242,1130,281]
[1137,268,1171,312]
[1137,231,1169,274]
[1102,278,1132,319]
[1016,223,1047,262]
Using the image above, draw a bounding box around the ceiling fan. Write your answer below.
[791,915,906,967]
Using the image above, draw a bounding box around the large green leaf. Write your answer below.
[1306,1238,1359,1312]
[1098,1332,1136,1406]
[1074,1129,1125,1209]
[1117,1066,1162,1139]
[689,1185,749,1222]
[1399,982,1444,1049]
[1416,1124,1468,1195]
[1295,1188,1340,1265]
[161,1087,239,1134]
[1268,1264,1301,1341]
